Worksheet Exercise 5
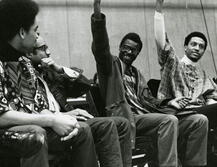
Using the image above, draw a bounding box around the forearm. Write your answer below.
[91,14,112,74]
[154,11,166,49]
[0,110,54,127]
[62,67,80,78]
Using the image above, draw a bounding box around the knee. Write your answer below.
[162,114,179,125]
[193,114,209,130]
[29,125,47,136]
[197,114,208,124]
[78,122,92,139]
[112,117,130,133]
[101,118,116,130]
[21,126,47,158]
[158,115,178,137]
[27,125,47,146]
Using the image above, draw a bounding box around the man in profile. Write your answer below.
[30,35,132,167]
[0,0,99,167]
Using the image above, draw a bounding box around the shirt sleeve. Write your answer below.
[0,65,10,115]
[62,67,80,79]
[91,13,113,75]
[154,11,176,67]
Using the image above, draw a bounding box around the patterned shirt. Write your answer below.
[158,44,216,108]
[155,11,217,108]
[123,68,149,114]
[0,57,49,114]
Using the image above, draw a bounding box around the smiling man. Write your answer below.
[91,1,209,167]
[155,0,217,125]
[154,1,214,166]
[155,0,217,108]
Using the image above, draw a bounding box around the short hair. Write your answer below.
[184,31,208,50]
[119,32,143,52]
[0,0,39,41]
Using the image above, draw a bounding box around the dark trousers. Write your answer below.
[7,123,98,167]
[193,103,217,129]
[47,121,98,167]
[3,118,131,167]
[87,117,132,167]
[6,125,49,167]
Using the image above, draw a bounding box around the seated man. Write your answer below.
[154,0,217,131]
[91,0,208,167]
[0,0,98,167]
[30,35,132,167]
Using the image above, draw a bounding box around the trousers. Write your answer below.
[193,103,217,129]
[4,122,98,167]
[2,117,132,167]
[87,116,132,167]
[135,113,208,167]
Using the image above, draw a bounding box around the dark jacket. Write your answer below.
[91,14,170,147]
[44,67,91,112]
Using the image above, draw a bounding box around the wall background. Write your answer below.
[36,0,217,80]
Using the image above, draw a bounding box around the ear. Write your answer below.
[19,27,26,39]
[184,45,187,52]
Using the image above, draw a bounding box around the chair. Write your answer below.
[147,79,160,98]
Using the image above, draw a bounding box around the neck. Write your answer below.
[8,34,27,54]
[120,60,131,73]
[181,55,197,65]
[0,38,24,62]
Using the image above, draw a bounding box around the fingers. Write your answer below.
[177,98,191,108]
[67,115,80,128]
[94,0,101,19]
[74,121,80,128]
[74,109,94,119]
[41,57,54,66]
[61,128,79,141]
[94,0,101,5]
[76,116,88,121]
[81,112,94,119]
[197,99,205,105]
[176,97,191,101]
[178,100,188,108]
[169,97,190,109]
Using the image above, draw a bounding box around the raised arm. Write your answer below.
[91,0,112,75]
[154,0,166,50]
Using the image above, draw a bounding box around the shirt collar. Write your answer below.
[181,55,197,66]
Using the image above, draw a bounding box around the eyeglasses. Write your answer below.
[120,45,138,55]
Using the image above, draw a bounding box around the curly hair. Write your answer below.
[0,0,39,41]
[119,32,143,52]
[184,31,207,50]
